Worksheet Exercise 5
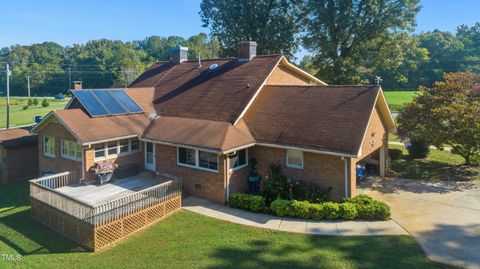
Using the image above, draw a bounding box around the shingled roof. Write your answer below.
[243,85,386,156]
[129,55,282,123]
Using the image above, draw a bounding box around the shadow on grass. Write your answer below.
[207,236,443,269]
[0,183,85,256]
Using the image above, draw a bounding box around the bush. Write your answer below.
[308,203,323,220]
[291,181,331,204]
[270,199,292,217]
[22,105,29,110]
[27,99,33,106]
[288,200,311,219]
[388,148,403,160]
[41,99,50,107]
[345,194,390,220]
[339,202,358,220]
[32,98,38,106]
[407,139,429,159]
[229,193,266,213]
[321,202,340,220]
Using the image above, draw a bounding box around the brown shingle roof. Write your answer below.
[0,128,37,148]
[243,85,381,156]
[53,109,149,143]
[129,55,282,123]
[143,116,254,152]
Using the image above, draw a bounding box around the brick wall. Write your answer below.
[229,165,250,194]
[155,144,226,204]
[266,65,312,85]
[249,145,346,200]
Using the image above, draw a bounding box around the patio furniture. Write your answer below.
[90,161,117,185]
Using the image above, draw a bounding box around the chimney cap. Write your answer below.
[170,45,188,52]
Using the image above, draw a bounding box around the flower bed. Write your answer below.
[229,193,390,221]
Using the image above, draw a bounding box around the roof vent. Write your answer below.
[209,64,219,70]
[148,113,160,120]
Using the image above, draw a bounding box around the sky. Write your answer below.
[0,0,479,49]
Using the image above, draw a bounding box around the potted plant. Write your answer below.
[90,161,117,185]
[248,158,260,182]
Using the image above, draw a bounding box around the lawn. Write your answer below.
[0,183,446,269]
[0,97,69,129]
[389,144,479,181]
[384,91,417,111]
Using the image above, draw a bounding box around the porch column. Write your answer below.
[379,144,386,177]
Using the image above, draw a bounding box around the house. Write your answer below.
[32,41,395,204]
[0,128,38,183]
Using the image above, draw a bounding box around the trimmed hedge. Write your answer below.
[229,193,266,213]
[230,193,389,221]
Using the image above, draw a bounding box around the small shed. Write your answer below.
[0,128,38,183]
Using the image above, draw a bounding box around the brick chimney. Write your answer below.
[237,41,257,61]
[72,81,82,90]
[171,45,188,63]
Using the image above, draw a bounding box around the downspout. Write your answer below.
[80,146,85,184]
[342,157,349,198]
[225,155,231,203]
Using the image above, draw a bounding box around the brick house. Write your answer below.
[0,128,38,183]
[32,41,395,203]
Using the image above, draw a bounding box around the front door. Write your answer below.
[144,142,155,171]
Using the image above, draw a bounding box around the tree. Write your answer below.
[200,0,301,58]
[300,0,420,84]
[397,72,480,165]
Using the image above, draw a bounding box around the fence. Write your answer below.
[30,171,182,251]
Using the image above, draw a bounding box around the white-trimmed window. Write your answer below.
[177,147,218,172]
[94,138,141,161]
[61,139,82,161]
[286,149,304,169]
[43,136,55,158]
[229,149,248,170]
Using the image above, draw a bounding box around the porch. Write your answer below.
[29,171,182,251]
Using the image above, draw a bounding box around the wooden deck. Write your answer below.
[55,172,166,207]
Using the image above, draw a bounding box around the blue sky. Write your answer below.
[0,0,478,49]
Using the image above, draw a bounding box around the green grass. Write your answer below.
[0,97,69,129]
[0,183,446,269]
[384,91,417,111]
[389,144,479,181]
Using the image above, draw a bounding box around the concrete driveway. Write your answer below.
[359,178,480,269]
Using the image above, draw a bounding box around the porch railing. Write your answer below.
[29,171,182,227]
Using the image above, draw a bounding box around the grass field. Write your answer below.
[384,91,417,111]
[0,183,446,269]
[389,144,479,182]
[0,97,69,129]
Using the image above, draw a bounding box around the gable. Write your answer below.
[266,64,312,85]
[357,105,387,158]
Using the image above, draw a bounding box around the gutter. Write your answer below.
[342,156,349,198]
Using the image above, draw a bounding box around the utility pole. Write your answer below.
[68,66,71,89]
[27,75,31,98]
[6,63,11,129]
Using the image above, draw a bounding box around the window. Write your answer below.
[119,139,129,154]
[61,139,82,161]
[94,144,105,159]
[177,147,218,172]
[178,147,196,166]
[286,149,304,169]
[229,149,248,170]
[130,138,140,151]
[93,138,141,161]
[43,136,55,158]
[107,141,118,156]
[199,151,218,171]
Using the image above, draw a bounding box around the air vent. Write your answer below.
[209,64,219,70]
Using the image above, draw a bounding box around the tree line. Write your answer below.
[1,0,480,96]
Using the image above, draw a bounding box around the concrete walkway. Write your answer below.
[182,196,407,236]
[358,177,480,269]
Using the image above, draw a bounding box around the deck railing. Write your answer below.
[29,171,182,227]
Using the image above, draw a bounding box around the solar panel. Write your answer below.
[71,89,144,117]
[71,90,109,117]
[110,90,144,113]
[91,90,127,115]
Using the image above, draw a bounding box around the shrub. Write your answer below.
[27,99,33,106]
[407,139,429,159]
[321,202,340,220]
[339,203,358,220]
[229,193,266,213]
[291,181,331,204]
[261,164,290,204]
[289,200,311,219]
[22,105,29,110]
[32,98,38,106]
[388,148,403,160]
[41,99,50,107]
[345,194,390,220]
[308,203,323,220]
[270,199,291,217]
